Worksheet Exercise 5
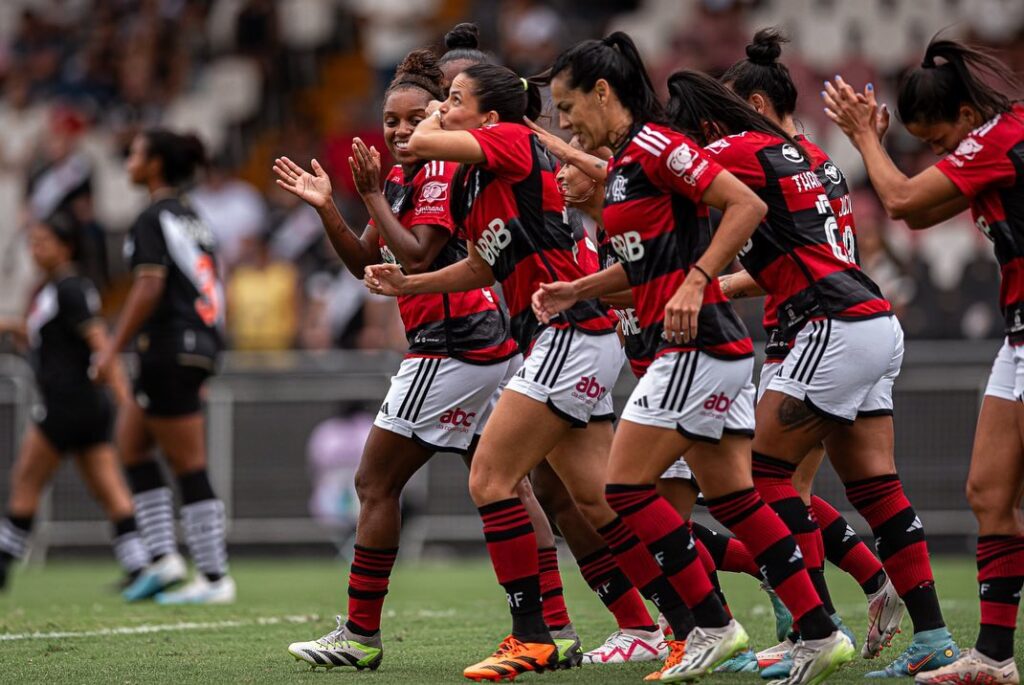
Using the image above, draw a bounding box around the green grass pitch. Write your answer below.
[1,556,1018,684]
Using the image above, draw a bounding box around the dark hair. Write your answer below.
[439,23,490,67]
[721,27,798,118]
[141,128,206,186]
[667,69,805,154]
[39,211,81,259]
[897,35,1020,125]
[545,32,667,124]
[462,63,542,122]
[386,48,444,101]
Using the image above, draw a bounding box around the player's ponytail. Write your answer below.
[142,128,207,187]
[897,33,1020,126]
[721,27,798,118]
[543,31,667,125]
[463,63,542,122]
[667,69,805,157]
[387,48,445,101]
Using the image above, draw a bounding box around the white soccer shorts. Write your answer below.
[984,338,1024,402]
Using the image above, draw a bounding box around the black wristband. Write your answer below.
[692,264,712,284]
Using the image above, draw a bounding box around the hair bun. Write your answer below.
[746,27,787,66]
[396,48,443,83]
[444,23,479,51]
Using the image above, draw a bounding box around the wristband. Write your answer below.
[692,264,712,284]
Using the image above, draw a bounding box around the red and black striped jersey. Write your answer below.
[760,135,860,361]
[936,104,1024,345]
[705,131,889,340]
[596,225,655,378]
[602,122,753,360]
[377,162,517,363]
[459,122,614,352]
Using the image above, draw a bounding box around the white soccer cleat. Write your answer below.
[863,576,905,658]
[582,629,668,664]
[660,619,749,682]
[155,574,236,605]
[768,631,856,685]
[122,552,187,601]
[288,617,384,671]
[913,648,1020,685]
[758,639,795,668]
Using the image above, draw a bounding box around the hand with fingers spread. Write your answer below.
[531,281,579,324]
[364,263,408,296]
[822,75,881,147]
[349,137,383,198]
[523,117,576,162]
[662,270,708,344]
[273,156,333,209]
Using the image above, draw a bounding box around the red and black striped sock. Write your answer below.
[345,545,398,635]
[597,515,696,639]
[811,495,886,595]
[479,498,550,643]
[538,547,571,630]
[975,535,1024,662]
[606,484,729,628]
[706,487,834,639]
[846,475,944,633]
[576,546,657,632]
[691,521,763,579]
[753,453,835,615]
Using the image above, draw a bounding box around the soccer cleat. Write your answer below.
[866,628,959,678]
[767,630,856,685]
[717,648,759,673]
[660,620,749,682]
[658,612,673,638]
[832,614,857,651]
[155,574,235,605]
[287,617,383,671]
[762,651,795,680]
[762,581,794,642]
[550,624,583,669]
[863,576,906,658]
[583,628,668,665]
[463,635,556,681]
[758,639,795,669]
[644,639,687,681]
[122,552,186,601]
[913,648,1020,685]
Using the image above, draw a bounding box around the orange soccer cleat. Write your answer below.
[463,635,557,681]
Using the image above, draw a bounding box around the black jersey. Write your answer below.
[25,270,103,402]
[124,196,223,364]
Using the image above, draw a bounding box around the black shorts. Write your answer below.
[135,357,212,417]
[35,390,113,454]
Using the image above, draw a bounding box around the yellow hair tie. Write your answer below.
[520,78,529,91]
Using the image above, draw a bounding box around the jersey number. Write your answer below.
[817,194,855,264]
[193,254,221,325]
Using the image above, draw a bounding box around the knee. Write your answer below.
[468,467,515,507]
[966,478,1012,523]
[353,468,402,508]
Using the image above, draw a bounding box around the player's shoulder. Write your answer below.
[628,122,689,159]
[414,160,457,183]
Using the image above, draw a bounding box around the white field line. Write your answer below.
[0,614,320,642]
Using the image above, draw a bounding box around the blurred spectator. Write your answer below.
[190,156,267,271]
[347,0,441,97]
[0,73,50,175]
[226,228,301,351]
[499,0,562,76]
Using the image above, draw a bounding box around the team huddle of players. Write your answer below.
[1,17,1021,685]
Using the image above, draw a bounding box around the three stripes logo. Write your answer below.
[633,125,671,158]
[633,396,650,408]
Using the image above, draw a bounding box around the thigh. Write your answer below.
[357,425,435,496]
[822,415,896,482]
[73,443,134,517]
[752,390,835,464]
[544,420,613,505]
[116,397,155,466]
[684,433,754,500]
[145,412,206,474]
[606,419,693,485]
[967,396,1024,516]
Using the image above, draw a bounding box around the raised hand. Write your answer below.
[523,117,576,162]
[349,137,383,197]
[274,156,333,209]
[861,82,891,141]
[531,281,578,324]
[822,75,878,146]
[364,263,408,297]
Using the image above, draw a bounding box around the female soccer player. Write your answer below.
[0,214,150,592]
[273,50,591,671]
[533,33,854,684]
[364,62,625,680]
[719,28,903,672]
[93,129,233,604]
[825,36,1024,685]
[666,68,957,678]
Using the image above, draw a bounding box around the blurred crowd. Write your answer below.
[0,0,1022,356]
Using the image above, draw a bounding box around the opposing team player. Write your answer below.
[667,68,957,678]
[718,28,903,674]
[94,130,234,604]
[0,214,150,592]
[825,35,1024,685]
[533,33,855,684]
[364,62,624,681]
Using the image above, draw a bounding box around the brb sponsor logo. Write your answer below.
[574,375,606,403]
[703,392,732,415]
[439,407,476,432]
[476,217,511,266]
[610,231,644,262]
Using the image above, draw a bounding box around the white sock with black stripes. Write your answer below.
[112,516,151,577]
[133,487,179,560]
[0,515,31,561]
[181,499,228,582]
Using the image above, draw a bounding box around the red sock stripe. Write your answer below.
[978,536,1024,578]
[980,601,1020,628]
[538,547,560,574]
[538,548,571,628]
[608,591,656,631]
[598,517,662,590]
[612,489,688,544]
[347,546,399,633]
[722,537,762,578]
[839,542,884,585]
[578,549,619,585]
[845,476,907,528]
[883,540,934,596]
[977,535,1024,630]
[773,567,826,622]
[575,546,654,630]
[810,496,841,528]
[605,485,660,517]
[479,499,538,585]
[707,491,787,558]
